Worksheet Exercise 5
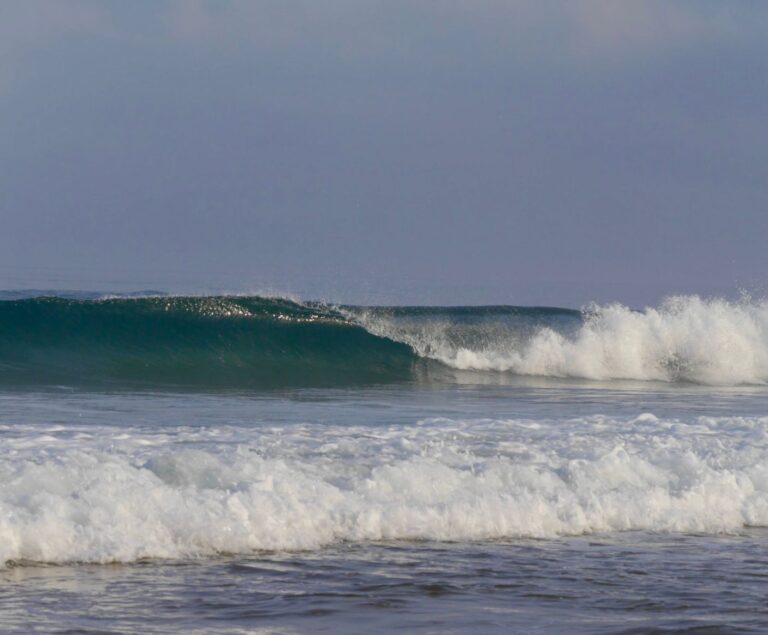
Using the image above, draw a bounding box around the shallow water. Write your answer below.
[3,380,768,632]
[4,532,768,634]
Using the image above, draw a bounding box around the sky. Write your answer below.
[1,0,767,307]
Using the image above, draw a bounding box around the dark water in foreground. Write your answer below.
[4,532,768,634]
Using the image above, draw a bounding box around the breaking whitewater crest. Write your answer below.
[0,293,767,387]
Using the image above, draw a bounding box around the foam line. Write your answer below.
[3,414,768,565]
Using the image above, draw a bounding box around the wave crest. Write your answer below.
[1,294,768,386]
[359,296,768,385]
[3,415,768,565]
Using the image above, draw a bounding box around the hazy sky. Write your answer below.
[1,1,767,306]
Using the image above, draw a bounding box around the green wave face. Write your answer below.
[0,295,583,389]
[0,296,419,388]
[3,292,766,389]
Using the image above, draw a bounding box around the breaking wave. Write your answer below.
[1,294,767,387]
[355,295,768,386]
[3,414,768,566]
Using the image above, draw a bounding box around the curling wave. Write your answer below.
[0,295,415,387]
[356,295,768,386]
[1,294,768,387]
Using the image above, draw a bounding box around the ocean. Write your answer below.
[2,293,768,633]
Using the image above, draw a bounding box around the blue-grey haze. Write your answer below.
[1,0,767,306]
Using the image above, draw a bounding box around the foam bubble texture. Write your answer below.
[358,296,768,385]
[2,414,768,565]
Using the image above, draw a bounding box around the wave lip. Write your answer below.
[358,296,768,386]
[3,414,768,566]
[0,293,767,387]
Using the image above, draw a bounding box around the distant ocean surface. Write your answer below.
[3,291,768,633]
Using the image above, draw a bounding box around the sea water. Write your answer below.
[2,294,768,633]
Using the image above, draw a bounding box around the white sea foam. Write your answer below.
[358,296,768,385]
[2,414,768,566]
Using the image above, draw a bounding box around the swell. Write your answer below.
[0,296,417,388]
[2,294,768,387]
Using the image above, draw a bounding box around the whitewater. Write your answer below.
[354,295,768,385]
[3,292,768,633]
[3,293,768,386]
[3,413,768,565]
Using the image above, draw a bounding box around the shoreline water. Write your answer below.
[2,293,768,632]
